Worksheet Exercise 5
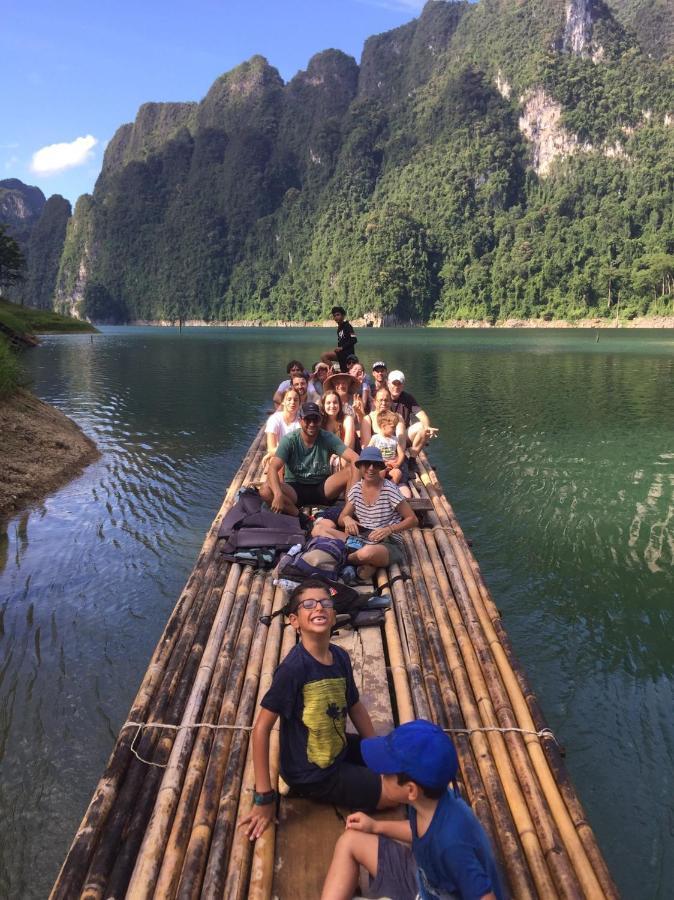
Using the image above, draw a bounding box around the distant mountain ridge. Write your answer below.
[3,0,673,323]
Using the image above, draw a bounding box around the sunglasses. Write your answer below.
[360,461,385,469]
[302,415,321,424]
[293,597,335,611]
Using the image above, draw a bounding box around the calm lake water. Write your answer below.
[0,326,672,898]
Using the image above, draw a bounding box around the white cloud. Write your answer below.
[30,135,98,175]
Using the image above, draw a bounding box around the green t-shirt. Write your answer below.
[276,429,347,484]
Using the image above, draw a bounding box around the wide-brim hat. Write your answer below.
[355,446,386,467]
[324,372,358,393]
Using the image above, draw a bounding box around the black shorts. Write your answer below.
[289,734,382,811]
[336,347,355,372]
[288,480,328,508]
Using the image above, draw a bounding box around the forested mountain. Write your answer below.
[0,180,71,308]
[42,0,674,322]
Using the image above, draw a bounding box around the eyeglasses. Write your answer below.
[294,597,335,611]
[302,415,321,424]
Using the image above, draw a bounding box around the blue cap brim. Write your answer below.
[361,735,400,775]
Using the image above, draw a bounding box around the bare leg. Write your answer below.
[258,481,300,516]
[311,518,348,541]
[347,543,390,568]
[323,465,358,501]
[320,830,379,900]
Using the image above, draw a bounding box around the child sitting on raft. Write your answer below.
[368,409,406,487]
[321,720,504,900]
[239,579,399,841]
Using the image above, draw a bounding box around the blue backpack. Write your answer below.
[277,536,348,583]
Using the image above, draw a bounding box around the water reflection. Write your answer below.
[0,327,672,898]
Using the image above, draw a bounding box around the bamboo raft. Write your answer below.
[51,426,619,899]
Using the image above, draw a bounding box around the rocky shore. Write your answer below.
[0,390,99,522]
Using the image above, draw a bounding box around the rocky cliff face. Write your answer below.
[563,0,595,55]
[50,0,674,325]
[0,179,46,245]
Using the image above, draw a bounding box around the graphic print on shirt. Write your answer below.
[302,677,348,768]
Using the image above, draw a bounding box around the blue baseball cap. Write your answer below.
[361,720,458,790]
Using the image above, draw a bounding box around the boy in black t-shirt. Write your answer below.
[321,306,357,372]
[240,579,397,841]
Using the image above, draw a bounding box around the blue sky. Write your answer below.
[2,0,429,207]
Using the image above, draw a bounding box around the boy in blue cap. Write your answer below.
[321,719,504,900]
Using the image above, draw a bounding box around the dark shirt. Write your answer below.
[261,643,359,785]
[275,429,346,484]
[337,321,357,351]
[390,390,421,427]
[410,789,504,900]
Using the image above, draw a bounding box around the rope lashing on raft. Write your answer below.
[122,719,559,768]
[123,720,254,769]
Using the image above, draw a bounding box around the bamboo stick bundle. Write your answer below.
[200,577,278,895]
[493,622,620,899]
[414,465,607,897]
[383,563,432,721]
[375,569,414,724]
[80,561,246,900]
[245,592,299,900]
[165,571,267,899]
[400,533,540,899]
[383,557,503,882]
[51,434,265,899]
[224,584,288,900]
[417,454,615,893]
[114,565,255,899]
[405,530,580,898]
[125,568,264,899]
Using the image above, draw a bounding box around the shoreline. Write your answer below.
[125,315,674,329]
[0,390,100,523]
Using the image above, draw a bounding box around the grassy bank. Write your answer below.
[0,335,21,398]
[0,298,97,336]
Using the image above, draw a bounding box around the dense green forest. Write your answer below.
[10,0,674,323]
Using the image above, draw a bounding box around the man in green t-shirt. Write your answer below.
[260,403,359,515]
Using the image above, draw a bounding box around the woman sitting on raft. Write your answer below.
[312,446,416,577]
[321,390,355,450]
[263,387,300,467]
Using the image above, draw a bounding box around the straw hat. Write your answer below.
[323,371,358,393]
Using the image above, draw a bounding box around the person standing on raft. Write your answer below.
[321,306,357,373]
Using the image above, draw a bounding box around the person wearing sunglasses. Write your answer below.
[312,446,416,579]
[240,579,399,841]
[259,402,360,516]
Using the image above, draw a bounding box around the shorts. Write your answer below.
[336,347,355,372]
[368,836,419,900]
[289,734,382,811]
[288,480,328,508]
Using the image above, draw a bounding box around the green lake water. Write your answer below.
[0,326,672,898]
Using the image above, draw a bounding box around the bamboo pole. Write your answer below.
[201,578,278,895]
[245,593,298,900]
[407,530,581,898]
[121,565,254,898]
[50,431,265,900]
[375,569,414,724]
[171,572,267,899]
[416,459,607,898]
[401,533,540,899]
[224,585,287,900]
[125,568,262,899]
[82,559,242,900]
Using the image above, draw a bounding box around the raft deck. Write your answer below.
[52,427,619,899]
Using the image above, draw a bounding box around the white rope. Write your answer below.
[122,720,253,769]
[443,725,558,744]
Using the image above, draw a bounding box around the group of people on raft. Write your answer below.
[240,308,504,900]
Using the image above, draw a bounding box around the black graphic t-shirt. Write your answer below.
[337,321,357,351]
[261,642,359,785]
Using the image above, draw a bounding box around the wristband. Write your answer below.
[253,789,277,806]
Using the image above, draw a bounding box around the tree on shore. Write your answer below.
[0,226,26,295]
